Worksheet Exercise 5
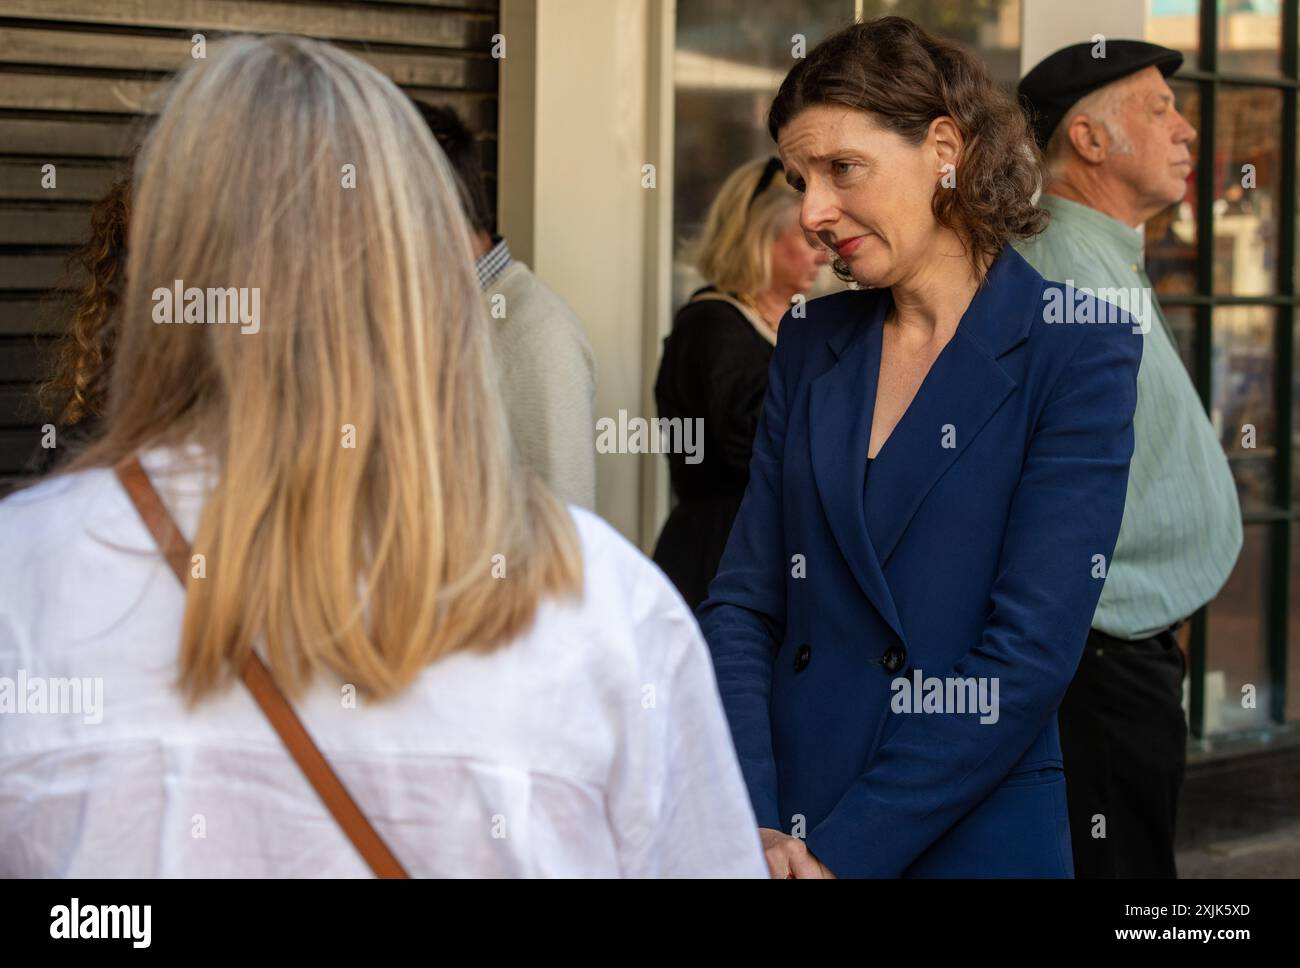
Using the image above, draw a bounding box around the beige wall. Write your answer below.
[1020,0,1147,74]
[499,0,674,548]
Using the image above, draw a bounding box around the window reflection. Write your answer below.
[1205,526,1273,734]
[673,0,854,310]
[859,0,1022,88]
[1214,86,1281,296]
[1214,306,1276,511]
[1293,320,1300,505]
[1217,0,1284,77]
[1291,526,1300,721]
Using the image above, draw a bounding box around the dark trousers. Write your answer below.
[1057,626,1188,878]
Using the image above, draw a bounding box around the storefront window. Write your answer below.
[1214,306,1277,512]
[1294,318,1300,504]
[1206,527,1275,733]
[672,0,854,310]
[859,0,1022,88]
[1214,86,1282,296]
[1290,524,1300,720]
[1218,0,1285,77]
[1148,1,1298,738]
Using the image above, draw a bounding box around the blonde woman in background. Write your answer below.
[0,35,766,878]
[653,157,830,609]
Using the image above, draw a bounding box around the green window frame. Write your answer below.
[1161,0,1299,742]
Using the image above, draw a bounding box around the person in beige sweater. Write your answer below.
[483,257,597,510]
[415,102,597,510]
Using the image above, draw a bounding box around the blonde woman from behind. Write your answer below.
[0,34,765,879]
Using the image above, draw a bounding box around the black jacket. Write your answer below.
[651,288,773,609]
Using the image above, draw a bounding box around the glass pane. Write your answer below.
[1213,86,1282,296]
[1205,526,1273,734]
[1146,0,1200,70]
[1213,306,1276,511]
[1145,82,1200,296]
[859,0,1022,88]
[1217,0,1284,78]
[1290,526,1300,721]
[1162,304,1199,381]
[672,0,855,310]
[1294,319,1300,505]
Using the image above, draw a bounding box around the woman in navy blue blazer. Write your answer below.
[698,16,1143,878]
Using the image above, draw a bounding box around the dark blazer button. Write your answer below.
[793,644,811,672]
[881,645,907,674]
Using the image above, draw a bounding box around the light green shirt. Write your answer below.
[1016,194,1242,639]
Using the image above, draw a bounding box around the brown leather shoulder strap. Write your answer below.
[115,455,410,879]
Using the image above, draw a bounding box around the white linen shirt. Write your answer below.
[0,448,766,878]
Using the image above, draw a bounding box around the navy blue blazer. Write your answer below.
[698,246,1142,878]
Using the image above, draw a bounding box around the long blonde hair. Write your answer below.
[688,157,800,298]
[76,35,582,703]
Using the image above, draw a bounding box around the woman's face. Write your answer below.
[769,215,831,294]
[778,104,956,289]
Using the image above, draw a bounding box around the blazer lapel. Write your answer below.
[807,246,1044,640]
[864,246,1041,568]
[809,294,907,644]
[864,331,1015,568]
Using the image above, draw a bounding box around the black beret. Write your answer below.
[1017,40,1183,149]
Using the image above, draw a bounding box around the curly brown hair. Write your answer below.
[41,171,130,427]
[767,16,1047,281]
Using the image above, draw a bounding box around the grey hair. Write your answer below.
[1043,79,1136,177]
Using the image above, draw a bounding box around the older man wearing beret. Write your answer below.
[1015,41,1242,878]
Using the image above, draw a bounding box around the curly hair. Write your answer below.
[41,171,130,427]
[767,16,1047,281]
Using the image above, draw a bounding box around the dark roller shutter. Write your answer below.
[0,0,499,488]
